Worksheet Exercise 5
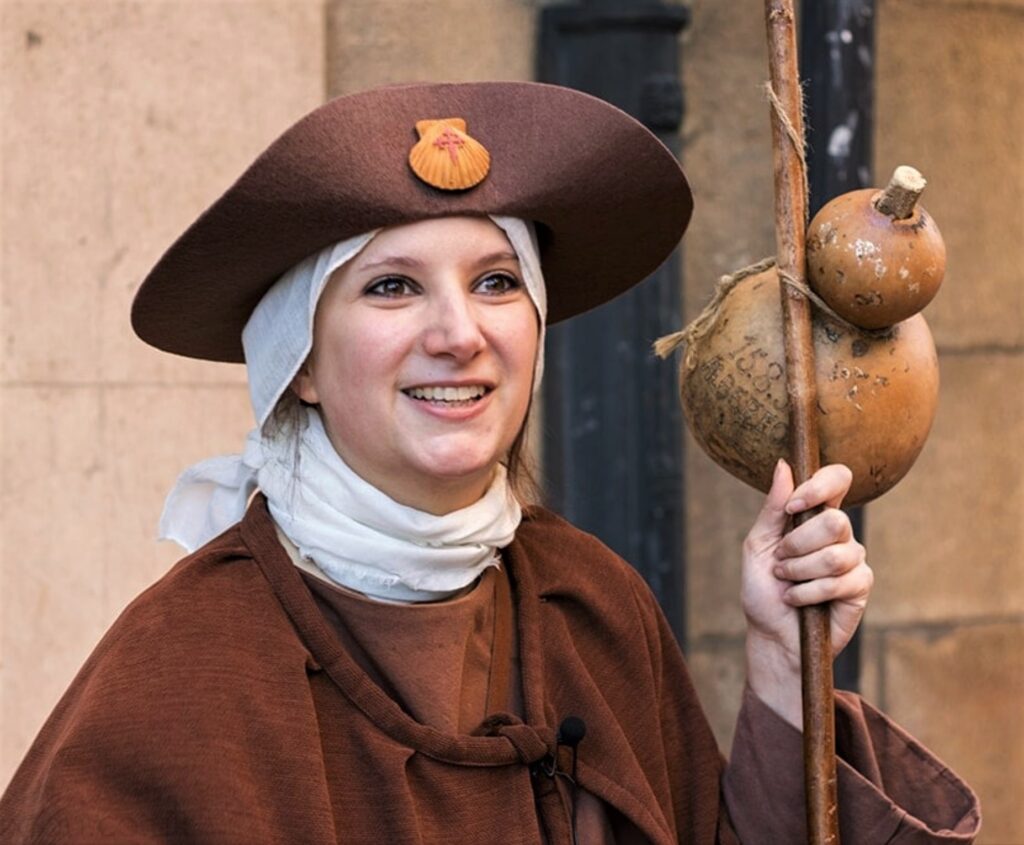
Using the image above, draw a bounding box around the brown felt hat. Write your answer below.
[132,81,692,363]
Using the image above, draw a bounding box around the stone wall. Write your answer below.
[681,1,1023,841]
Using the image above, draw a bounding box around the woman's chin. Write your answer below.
[405,438,503,481]
[418,460,497,491]
[402,455,501,508]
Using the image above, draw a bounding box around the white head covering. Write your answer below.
[159,216,546,602]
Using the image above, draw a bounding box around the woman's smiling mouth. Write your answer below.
[402,385,491,406]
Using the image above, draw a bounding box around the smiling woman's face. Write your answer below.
[292,216,540,514]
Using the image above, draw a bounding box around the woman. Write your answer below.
[0,82,978,843]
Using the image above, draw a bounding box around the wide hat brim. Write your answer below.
[132,81,692,363]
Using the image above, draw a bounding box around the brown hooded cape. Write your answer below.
[0,497,979,843]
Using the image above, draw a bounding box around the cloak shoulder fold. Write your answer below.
[0,527,337,844]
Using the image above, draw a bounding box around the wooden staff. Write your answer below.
[763,2,841,842]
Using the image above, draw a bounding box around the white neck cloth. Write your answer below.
[182,407,520,601]
[158,216,545,602]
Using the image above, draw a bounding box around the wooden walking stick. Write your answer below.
[656,4,944,839]
[763,2,841,842]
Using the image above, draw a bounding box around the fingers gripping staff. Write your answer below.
[742,462,873,710]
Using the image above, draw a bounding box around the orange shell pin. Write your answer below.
[409,118,491,191]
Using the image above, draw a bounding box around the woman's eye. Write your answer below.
[366,276,417,298]
[476,272,521,295]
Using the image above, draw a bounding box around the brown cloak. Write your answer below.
[0,498,979,843]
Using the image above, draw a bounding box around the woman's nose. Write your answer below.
[422,293,487,360]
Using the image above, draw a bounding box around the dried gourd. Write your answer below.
[669,267,939,506]
[806,166,946,329]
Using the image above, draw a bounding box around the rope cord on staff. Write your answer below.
[763,81,810,220]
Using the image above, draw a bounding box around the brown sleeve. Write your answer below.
[723,685,981,844]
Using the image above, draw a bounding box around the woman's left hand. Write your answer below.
[740,459,873,728]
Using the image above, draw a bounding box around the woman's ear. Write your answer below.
[290,361,319,404]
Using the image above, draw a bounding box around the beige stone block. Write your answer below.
[1,386,108,788]
[876,0,1023,350]
[685,434,763,640]
[0,382,251,789]
[686,637,747,752]
[911,0,1024,13]
[866,353,1024,625]
[856,626,885,706]
[326,0,535,96]
[1,1,325,386]
[100,383,253,618]
[881,622,1024,845]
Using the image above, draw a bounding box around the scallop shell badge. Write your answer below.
[409,118,490,191]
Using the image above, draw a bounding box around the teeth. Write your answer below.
[406,385,487,402]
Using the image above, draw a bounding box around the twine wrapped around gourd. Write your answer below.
[655,262,940,506]
[654,257,779,366]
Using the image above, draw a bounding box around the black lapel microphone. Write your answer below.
[556,717,587,845]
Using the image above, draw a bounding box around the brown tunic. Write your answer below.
[0,496,980,843]
[293,551,620,842]
[298,563,506,736]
